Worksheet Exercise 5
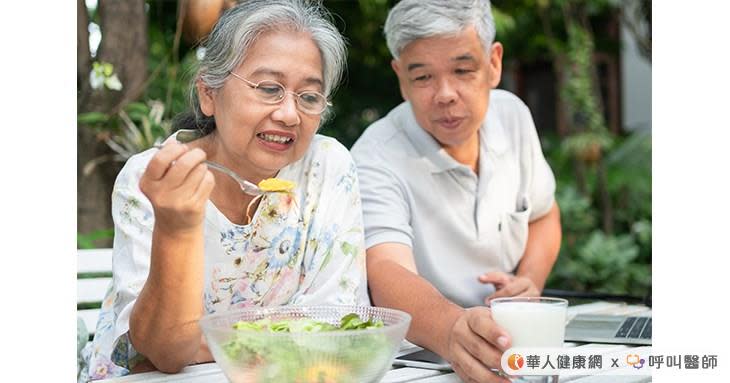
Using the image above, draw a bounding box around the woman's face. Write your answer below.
[198,30,325,179]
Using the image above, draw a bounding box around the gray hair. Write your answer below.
[384,0,496,59]
[188,0,346,132]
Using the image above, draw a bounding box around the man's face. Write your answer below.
[391,26,503,150]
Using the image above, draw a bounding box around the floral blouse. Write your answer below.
[79,132,370,382]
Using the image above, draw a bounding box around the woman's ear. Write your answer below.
[196,78,215,116]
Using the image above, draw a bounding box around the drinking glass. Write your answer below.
[491,297,568,383]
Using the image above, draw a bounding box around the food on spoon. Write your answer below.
[257,178,296,193]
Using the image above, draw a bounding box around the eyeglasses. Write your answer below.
[228,71,331,115]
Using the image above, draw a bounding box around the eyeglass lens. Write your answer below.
[254,80,326,114]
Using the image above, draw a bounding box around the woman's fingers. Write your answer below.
[162,148,208,189]
[191,166,216,204]
[139,144,215,232]
[144,143,189,181]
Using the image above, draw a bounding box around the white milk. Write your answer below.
[491,301,566,347]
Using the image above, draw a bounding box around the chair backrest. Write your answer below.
[77,248,113,338]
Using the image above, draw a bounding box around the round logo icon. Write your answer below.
[507,353,525,370]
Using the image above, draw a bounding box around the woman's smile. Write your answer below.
[256,131,296,152]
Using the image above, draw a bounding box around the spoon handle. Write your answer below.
[152,144,263,196]
[203,160,263,196]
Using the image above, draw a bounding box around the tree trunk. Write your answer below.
[77,0,148,246]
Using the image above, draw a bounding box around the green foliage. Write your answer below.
[546,130,652,295]
[77,229,114,249]
[77,112,110,125]
[561,130,613,158]
[320,0,402,148]
[491,0,651,296]
[81,100,173,176]
[550,230,650,295]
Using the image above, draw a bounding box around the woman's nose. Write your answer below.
[271,93,301,126]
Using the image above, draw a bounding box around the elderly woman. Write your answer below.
[79,0,368,380]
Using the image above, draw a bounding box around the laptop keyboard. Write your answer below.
[615,317,651,339]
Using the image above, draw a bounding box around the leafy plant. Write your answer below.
[77,229,114,249]
[549,230,650,295]
[79,100,173,176]
[546,129,651,295]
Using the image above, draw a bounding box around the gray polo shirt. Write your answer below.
[351,90,556,307]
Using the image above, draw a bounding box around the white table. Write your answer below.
[97,302,651,383]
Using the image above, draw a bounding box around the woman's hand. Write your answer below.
[139,142,215,233]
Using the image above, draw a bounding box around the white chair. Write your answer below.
[77,248,113,337]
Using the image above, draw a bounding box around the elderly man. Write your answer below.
[350,1,562,382]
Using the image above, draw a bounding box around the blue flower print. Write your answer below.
[267,227,301,269]
[308,226,337,271]
[336,162,357,192]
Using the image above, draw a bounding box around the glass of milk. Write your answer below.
[491,297,568,382]
[491,297,568,347]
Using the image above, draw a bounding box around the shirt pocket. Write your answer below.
[499,194,531,272]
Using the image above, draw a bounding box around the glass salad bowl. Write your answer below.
[199,305,412,383]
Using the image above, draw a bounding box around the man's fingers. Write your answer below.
[498,279,529,297]
[463,333,504,370]
[485,277,540,302]
[451,343,510,383]
[467,309,511,352]
[486,286,514,302]
[478,271,512,287]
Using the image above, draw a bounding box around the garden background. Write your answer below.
[77,0,651,298]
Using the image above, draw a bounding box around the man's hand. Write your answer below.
[479,271,540,303]
[447,307,512,383]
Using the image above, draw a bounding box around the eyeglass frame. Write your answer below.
[228,71,332,115]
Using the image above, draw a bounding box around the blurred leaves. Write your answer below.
[550,230,649,295]
[547,129,652,295]
[77,229,115,249]
[80,100,172,176]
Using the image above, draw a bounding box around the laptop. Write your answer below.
[565,314,652,345]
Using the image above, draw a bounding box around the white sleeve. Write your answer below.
[109,181,154,345]
[352,149,414,249]
[292,145,370,306]
[82,154,156,378]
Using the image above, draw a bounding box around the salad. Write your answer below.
[218,313,391,383]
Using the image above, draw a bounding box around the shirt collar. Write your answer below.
[398,101,509,174]
[481,103,509,156]
[399,102,460,173]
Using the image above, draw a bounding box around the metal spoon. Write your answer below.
[153,144,263,196]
